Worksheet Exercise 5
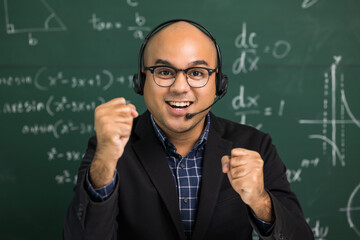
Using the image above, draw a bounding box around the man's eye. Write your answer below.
[159,70,172,75]
[156,68,175,78]
[189,69,206,78]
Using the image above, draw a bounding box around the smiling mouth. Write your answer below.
[166,101,193,108]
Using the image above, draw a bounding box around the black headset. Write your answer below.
[132,19,228,96]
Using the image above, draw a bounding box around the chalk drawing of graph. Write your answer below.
[3,0,67,45]
[339,183,360,237]
[299,56,360,167]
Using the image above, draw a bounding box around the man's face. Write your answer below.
[143,22,217,135]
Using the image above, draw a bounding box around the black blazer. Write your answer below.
[63,111,314,240]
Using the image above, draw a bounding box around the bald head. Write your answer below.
[143,21,218,68]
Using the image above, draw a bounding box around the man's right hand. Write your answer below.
[89,98,138,188]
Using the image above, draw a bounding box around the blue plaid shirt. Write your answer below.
[150,114,210,237]
[85,113,274,237]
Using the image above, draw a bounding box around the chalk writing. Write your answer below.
[302,0,319,9]
[232,22,291,74]
[3,0,67,46]
[47,147,83,161]
[55,170,77,185]
[35,67,118,91]
[286,157,319,183]
[0,67,134,90]
[0,75,32,86]
[127,0,139,7]
[127,12,151,40]
[21,120,94,139]
[339,183,360,237]
[306,218,329,240]
[231,85,285,129]
[299,56,360,167]
[89,13,122,31]
[301,157,320,168]
[0,96,105,116]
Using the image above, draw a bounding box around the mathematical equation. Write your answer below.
[55,169,77,185]
[0,96,104,116]
[89,0,150,39]
[47,147,83,162]
[231,84,285,129]
[232,22,291,74]
[3,0,149,46]
[21,120,94,139]
[89,11,150,40]
[286,157,319,184]
[0,67,134,91]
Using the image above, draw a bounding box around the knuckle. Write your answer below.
[253,151,261,158]
[230,156,241,166]
[94,105,103,115]
[231,148,240,156]
[128,103,136,110]
[221,155,229,163]
[259,160,264,167]
[116,97,126,103]
[119,105,132,115]
[231,148,247,156]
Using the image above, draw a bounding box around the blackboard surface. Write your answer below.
[1,0,359,239]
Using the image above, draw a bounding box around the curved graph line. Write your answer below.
[41,0,67,30]
[309,134,345,166]
[341,89,360,128]
[44,13,55,30]
[346,183,360,236]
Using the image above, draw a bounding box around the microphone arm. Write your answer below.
[185,91,226,119]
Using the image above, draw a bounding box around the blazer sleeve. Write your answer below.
[63,136,119,240]
[249,133,314,240]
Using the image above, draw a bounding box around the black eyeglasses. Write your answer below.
[144,65,217,88]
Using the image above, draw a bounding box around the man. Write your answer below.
[63,19,314,240]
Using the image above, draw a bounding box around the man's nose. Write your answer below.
[169,71,190,92]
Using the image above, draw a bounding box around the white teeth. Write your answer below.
[168,101,191,107]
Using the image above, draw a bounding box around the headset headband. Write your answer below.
[137,19,223,82]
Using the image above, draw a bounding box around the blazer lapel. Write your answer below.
[132,112,186,240]
[191,114,233,240]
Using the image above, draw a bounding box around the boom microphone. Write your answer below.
[185,92,226,119]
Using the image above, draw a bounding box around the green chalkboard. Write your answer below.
[1,0,359,239]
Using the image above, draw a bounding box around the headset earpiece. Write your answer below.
[216,73,228,96]
[133,72,146,95]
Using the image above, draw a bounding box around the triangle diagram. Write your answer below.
[4,0,67,34]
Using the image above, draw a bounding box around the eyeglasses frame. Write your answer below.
[144,65,217,88]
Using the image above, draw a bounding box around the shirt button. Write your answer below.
[183,197,188,203]
[180,163,185,169]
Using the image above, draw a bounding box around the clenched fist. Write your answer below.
[90,98,138,188]
[221,148,274,222]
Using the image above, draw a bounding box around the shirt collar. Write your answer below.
[150,113,211,154]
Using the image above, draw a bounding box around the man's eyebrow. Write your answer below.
[153,59,210,67]
[188,60,209,67]
[154,59,172,65]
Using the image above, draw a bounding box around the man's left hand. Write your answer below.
[221,148,274,222]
